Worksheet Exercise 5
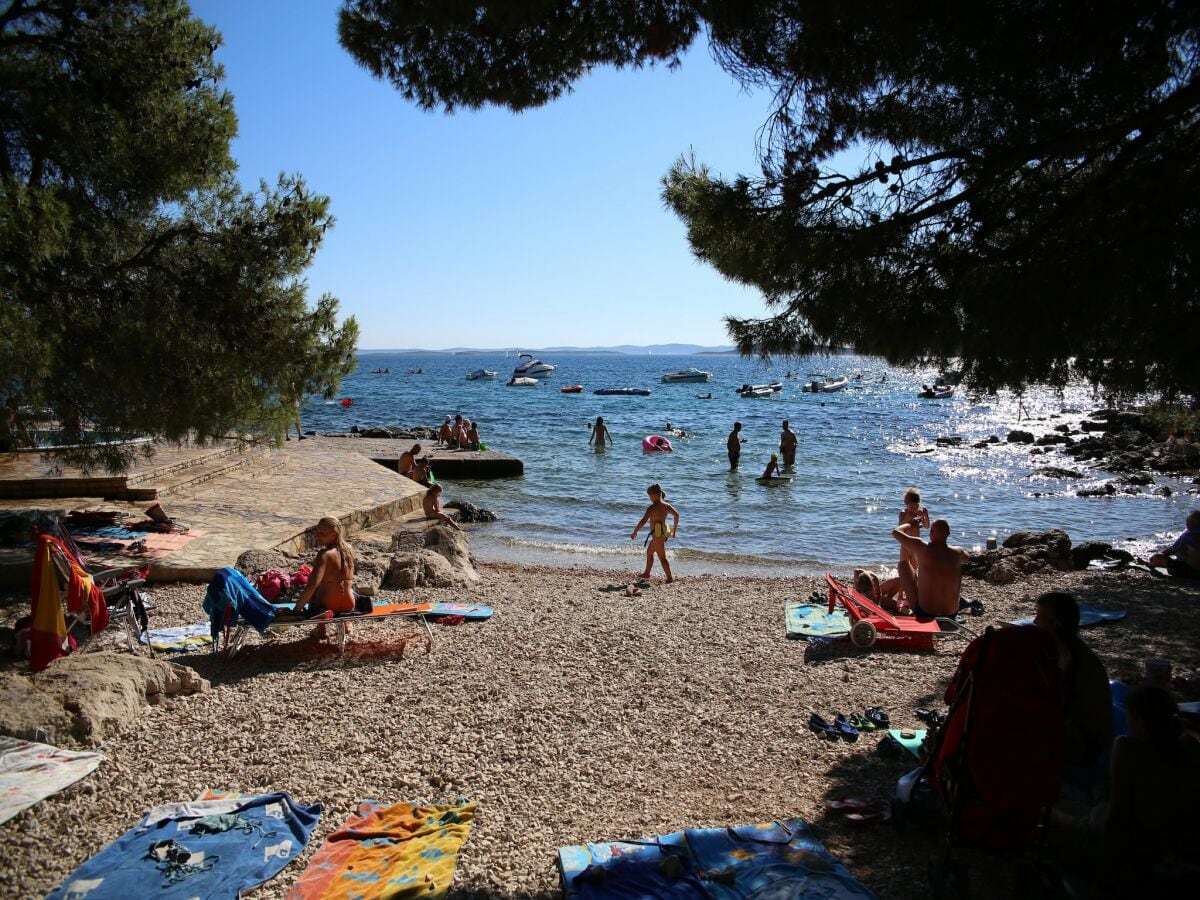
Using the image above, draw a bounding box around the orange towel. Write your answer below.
[29,539,69,672]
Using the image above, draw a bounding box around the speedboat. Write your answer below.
[594,387,651,396]
[736,382,783,395]
[739,386,775,398]
[560,384,583,393]
[507,376,538,387]
[512,353,556,377]
[918,384,955,399]
[660,367,712,384]
[466,369,497,381]
[802,376,849,393]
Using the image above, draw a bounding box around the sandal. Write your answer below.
[844,805,893,825]
[826,798,874,813]
[865,706,891,727]
[847,713,875,732]
[833,714,860,743]
[808,712,838,739]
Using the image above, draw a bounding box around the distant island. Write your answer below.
[358,343,738,355]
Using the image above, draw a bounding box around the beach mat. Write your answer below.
[288,799,475,899]
[115,622,212,653]
[785,601,850,640]
[0,737,104,825]
[48,791,320,900]
[425,601,493,620]
[558,818,876,899]
[70,526,204,563]
[1003,605,1128,628]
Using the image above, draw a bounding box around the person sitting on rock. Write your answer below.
[422,484,462,531]
[1149,509,1200,578]
[398,443,422,479]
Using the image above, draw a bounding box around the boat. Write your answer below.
[512,353,556,377]
[560,384,583,393]
[369,367,390,374]
[736,382,783,396]
[802,376,850,393]
[466,369,496,381]
[917,384,955,399]
[405,368,424,375]
[594,387,651,396]
[642,435,673,452]
[696,393,714,400]
[740,387,775,398]
[660,367,712,384]
[507,376,538,387]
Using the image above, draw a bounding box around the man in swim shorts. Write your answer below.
[727,422,745,470]
[890,519,967,618]
[398,443,422,480]
[780,419,798,466]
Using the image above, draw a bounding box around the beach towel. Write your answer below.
[48,791,320,900]
[288,799,475,899]
[559,818,875,899]
[0,737,104,825]
[785,601,850,640]
[203,566,276,643]
[425,601,493,621]
[30,537,72,672]
[119,622,212,653]
[1003,605,1128,628]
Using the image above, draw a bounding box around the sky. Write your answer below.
[189,1,780,350]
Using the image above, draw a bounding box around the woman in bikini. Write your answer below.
[631,483,680,583]
[286,516,355,618]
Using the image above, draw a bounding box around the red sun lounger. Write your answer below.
[825,573,969,650]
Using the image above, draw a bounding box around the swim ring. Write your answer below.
[642,435,673,452]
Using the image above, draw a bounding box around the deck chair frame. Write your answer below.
[825,573,970,650]
[36,519,155,657]
[225,606,435,659]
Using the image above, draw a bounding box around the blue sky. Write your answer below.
[190,1,779,350]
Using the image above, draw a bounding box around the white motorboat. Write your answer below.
[507,376,538,387]
[466,369,497,381]
[660,367,712,384]
[735,382,784,395]
[802,376,849,393]
[512,353,556,377]
[740,386,775,398]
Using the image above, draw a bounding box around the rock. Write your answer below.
[353,555,388,592]
[1054,424,1071,433]
[987,561,1018,585]
[1077,483,1117,497]
[1071,541,1112,569]
[1007,430,1035,444]
[360,427,395,439]
[1031,466,1083,479]
[0,652,209,747]
[971,441,992,450]
[383,525,479,590]
[1118,472,1153,486]
[1152,485,1173,496]
[444,500,498,523]
[235,548,293,575]
[1003,529,1072,556]
[935,436,963,447]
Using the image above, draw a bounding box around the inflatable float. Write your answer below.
[642,434,673,452]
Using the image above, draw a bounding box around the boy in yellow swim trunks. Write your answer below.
[631,483,680,583]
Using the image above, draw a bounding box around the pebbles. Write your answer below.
[1,563,1196,899]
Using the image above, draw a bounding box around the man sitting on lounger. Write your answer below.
[889,519,967,618]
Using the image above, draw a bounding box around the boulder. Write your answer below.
[936,436,963,447]
[1118,472,1154,486]
[1003,529,1072,556]
[383,525,479,590]
[1152,485,1173,496]
[1071,541,1113,569]
[1007,430,1035,444]
[1030,466,1083,479]
[235,547,294,575]
[360,427,395,439]
[987,561,1019,585]
[1077,483,1117,497]
[443,500,498,523]
[0,652,209,747]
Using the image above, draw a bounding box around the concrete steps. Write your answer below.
[123,445,274,500]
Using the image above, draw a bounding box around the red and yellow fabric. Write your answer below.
[29,537,69,673]
[288,800,475,899]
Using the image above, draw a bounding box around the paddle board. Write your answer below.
[426,601,494,620]
[757,475,792,483]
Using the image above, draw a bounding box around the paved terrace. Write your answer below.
[0,437,522,585]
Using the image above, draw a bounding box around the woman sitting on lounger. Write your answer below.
[286,516,355,617]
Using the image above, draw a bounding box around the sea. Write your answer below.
[301,352,1195,577]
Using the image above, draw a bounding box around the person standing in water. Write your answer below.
[590,416,613,448]
[727,421,746,470]
[631,483,679,583]
[779,419,798,466]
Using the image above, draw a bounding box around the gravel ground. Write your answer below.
[1,560,1197,899]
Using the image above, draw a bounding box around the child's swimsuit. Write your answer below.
[652,522,672,539]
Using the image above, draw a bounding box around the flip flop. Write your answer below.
[847,713,875,732]
[825,798,874,813]
[833,714,860,743]
[844,805,893,825]
[865,706,891,727]
[916,708,946,728]
[808,712,838,739]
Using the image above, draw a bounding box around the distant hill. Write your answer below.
[358,344,736,355]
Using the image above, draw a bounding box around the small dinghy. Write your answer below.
[466,369,497,380]
[802,376,849,393]
[560,384,583,393]
[594,387,651,396]
[507,376,538,387]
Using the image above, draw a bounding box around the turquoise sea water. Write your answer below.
[303,352,1194,576]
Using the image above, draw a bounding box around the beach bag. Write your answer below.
[354,592,373,615]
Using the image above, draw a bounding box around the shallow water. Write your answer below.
[304,353,1194,575]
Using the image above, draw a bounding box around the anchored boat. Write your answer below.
[802,376,849,393]
[512,353,556,377]
[594,387,651,396]
[466,369,497,381]
[660,367,712,384]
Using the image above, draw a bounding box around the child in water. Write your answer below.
[631,483,680,583]
[761,452,781,478]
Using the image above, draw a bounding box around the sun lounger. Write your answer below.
[826,573,969,650]
[225,602,435,659]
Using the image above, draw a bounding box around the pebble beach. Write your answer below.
[3,559,1197,899]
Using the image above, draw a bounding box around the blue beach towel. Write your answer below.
[785,601,851,640]
[203,566,276,643]
[559,818,875,899]
[1005,605,1128,628]
[48,792,320,900]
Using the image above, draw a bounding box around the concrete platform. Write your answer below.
[320,435,524,478]
[0,438,429,586]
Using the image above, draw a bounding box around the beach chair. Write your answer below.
[825,573,968,650]
[31,518,154,657]
[225,602,436,659]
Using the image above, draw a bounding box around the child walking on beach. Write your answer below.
[631,483,680,583]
